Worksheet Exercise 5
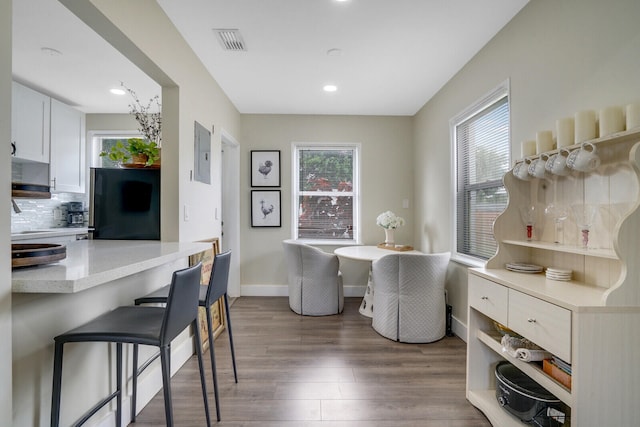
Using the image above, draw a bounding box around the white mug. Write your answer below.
[513,159,532,180]
[528,155,548,179]
[566,141,601,172]
[546,150,571,176]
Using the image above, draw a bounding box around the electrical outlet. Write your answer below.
[53,208,62,220]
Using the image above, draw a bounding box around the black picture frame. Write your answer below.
[251,190,281,227]
[251,150,281,187]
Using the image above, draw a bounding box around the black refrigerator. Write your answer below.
[89,168,160,240]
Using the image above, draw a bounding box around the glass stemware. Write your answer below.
[571,204,597,249]
[545,204,569,244]
[519,205,537,241]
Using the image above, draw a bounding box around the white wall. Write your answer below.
[240,114,413,295]
[1,0,12,420]
[413,0,640,326]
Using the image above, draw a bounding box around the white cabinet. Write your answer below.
[11,81,50,163]
[50,99,85,193]
[11,83,86,194]
[466,129,640,426]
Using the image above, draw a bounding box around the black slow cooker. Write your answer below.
[495,361,569,426]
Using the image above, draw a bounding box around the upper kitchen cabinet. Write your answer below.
[50,99,85,193]
[11,81,50,163]
[12,82,86,194]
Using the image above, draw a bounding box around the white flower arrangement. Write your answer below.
[376,211,405,229]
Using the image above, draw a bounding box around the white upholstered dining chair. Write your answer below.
[371,252,450,343]
[282,239,344,316]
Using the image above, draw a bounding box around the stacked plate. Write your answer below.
[505,262,544,274]
[546,267,572,281]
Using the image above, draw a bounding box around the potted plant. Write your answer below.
[100,137,160,167]
[100,84,162,167]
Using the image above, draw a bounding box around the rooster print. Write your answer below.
[252,190,280,227]
[260,199,274,219]
[258,160,273,179]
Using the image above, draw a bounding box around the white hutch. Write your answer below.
[466,129,640,426]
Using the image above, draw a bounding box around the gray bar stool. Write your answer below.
[50,263,211,427]
[133,250,236,422]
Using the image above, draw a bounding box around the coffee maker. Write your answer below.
[66,202,85,227]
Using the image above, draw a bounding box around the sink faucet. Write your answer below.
[11,199,21,214]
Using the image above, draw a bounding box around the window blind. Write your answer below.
[294,145,358,242]
[456,96,510,260]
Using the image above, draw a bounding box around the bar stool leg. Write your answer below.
[159,345,173,426]
[224,294,238,383]
[205,305,221,421]
[51,341,64,427]
[193,319,212,427]
[116,343,122,427]
[131,343,139,422]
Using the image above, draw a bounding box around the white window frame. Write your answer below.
[450,80,511,266]
[291,142,361,245]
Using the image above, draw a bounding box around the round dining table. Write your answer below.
[334,245,421,317]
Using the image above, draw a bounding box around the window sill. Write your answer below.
[295,239,360,247]
[450,253,486,269]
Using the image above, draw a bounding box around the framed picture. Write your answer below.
[188,238,224,351]
[251,190,281,227]
[251,150,280,187]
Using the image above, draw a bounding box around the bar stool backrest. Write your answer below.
[205,251,232,306]
[161,262,202,345]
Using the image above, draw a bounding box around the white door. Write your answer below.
[221,130,240,297]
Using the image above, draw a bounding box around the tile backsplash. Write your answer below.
[11,194,88,232]
[11,165,88,233]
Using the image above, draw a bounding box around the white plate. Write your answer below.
[546,274,571,280]
[547,267,572,274]
[506,262,543,272]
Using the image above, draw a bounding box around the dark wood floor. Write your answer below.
[133,297,491,426]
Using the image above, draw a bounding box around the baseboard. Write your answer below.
[451,315,468,342]
[240,283,366,298]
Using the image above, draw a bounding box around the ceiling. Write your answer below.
[12,0,528,116]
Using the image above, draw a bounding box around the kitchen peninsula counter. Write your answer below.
[11,239,211,293]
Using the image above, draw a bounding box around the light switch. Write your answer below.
[184,204,190,221]
[402,199,409,209]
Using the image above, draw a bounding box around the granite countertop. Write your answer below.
[11,227,90,241]
[11,240,212,294]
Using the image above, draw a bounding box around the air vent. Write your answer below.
[213,29,246,51]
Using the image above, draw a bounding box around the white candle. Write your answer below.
[575,110,596,143]
[521,140,536,157]
[556,117,574,148]
[536,130,554,153]
[599,106,624,137]
[626,103,640,130]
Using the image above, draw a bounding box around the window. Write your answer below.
[89,131,142,168]
[292,143,360,244]
[452,82,510,262]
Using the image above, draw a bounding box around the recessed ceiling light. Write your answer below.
[110,88,126,95]
[323,84,338,93]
